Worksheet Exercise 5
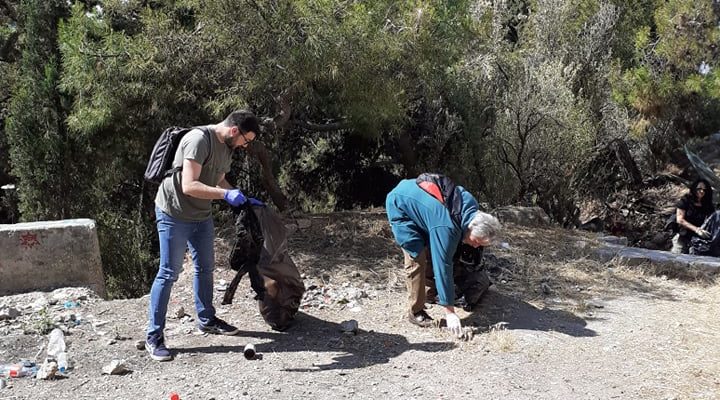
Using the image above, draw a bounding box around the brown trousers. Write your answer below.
[403,248,430,315]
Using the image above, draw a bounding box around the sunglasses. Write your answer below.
[242,132,257,144]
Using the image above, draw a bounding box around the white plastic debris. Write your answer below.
[101,359,130,375]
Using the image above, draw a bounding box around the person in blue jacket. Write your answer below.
[386,175,501,336]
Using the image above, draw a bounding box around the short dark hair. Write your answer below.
[223,110,260,136]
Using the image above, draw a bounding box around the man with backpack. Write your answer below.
[385,173,501,337]
[145,110,263,361]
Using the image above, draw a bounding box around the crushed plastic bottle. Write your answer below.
[63,301,80,309]
[0,361,38,378]
[46,328,69,372]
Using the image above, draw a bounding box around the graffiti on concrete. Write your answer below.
[20,232,41,249]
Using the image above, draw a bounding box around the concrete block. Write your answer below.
[493,206,550,227]
[592,242,720,278]
[598,235,629,247]
[0,219,105,298]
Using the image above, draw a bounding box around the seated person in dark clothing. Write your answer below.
[671,179,715,254]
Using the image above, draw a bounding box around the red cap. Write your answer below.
[169,392,180,400]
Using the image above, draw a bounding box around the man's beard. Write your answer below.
[224,136,236,149]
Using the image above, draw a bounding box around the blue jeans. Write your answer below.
[147,207,216,338]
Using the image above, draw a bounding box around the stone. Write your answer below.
[285,224,299,236]
[598,235,628,246]
[340,320,359,335]
[0,307,20,320]
[541,283,552,295]
[174,306,185,319]
[296,219,312,229]
[493,206,550,227]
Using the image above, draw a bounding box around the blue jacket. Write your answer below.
[385,179,479,306]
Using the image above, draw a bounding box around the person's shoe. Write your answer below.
[407,310,434,328]
[198,317,240,335]
[145,334,172,361]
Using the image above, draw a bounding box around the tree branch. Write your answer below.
[294,119,349,132]
[0,0,17,21]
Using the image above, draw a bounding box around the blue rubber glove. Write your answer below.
[224,189,247,207]
[248,197,265,207]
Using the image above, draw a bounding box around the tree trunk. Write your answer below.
[246,141,289,211]
[397,131,418,177]
[609,139,642,185]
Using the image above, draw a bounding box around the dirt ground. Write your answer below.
[1,211,719,400]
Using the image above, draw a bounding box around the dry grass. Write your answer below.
[212,209,715,321]
[484,325,517,353]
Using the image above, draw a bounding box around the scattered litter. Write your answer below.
[101,359,131,375]
[35,360,58,380]
[301,282,375,310]
[63,301,81,309]
[29,298,49,311]
[457,327,475,341]
[243,344,256,360]
[215,280,228,292]
[0,361,38,378]
[46,328,69,372]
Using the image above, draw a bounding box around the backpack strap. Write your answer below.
[415,173,463,228]
[164,126,212,179]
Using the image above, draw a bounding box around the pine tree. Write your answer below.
[6,0,76,220]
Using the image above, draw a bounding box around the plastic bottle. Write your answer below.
[0,363,38,378]
[47,328,66,356]
[56,352,68,373]
[47,328,69,372]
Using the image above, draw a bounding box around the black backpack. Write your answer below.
[143,126,210,184]
[415,173,463,228]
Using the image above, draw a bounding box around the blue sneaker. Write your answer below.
[145,334,172,361]
[198,317,239,335]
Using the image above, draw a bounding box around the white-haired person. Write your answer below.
[385,173,501,336]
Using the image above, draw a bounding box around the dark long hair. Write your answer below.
[688,178,714,212]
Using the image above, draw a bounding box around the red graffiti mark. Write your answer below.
[20,232,40,249]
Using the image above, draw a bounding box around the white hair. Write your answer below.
[467,211,501,239]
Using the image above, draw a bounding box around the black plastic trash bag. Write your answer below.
[690,210,720,256]
[222,205,305,331]
[425,243,491,311]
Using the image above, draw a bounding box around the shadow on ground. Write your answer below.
[466,290,598,337]
[177,312,454,372]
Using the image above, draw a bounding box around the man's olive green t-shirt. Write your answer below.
[155,126,233,221]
